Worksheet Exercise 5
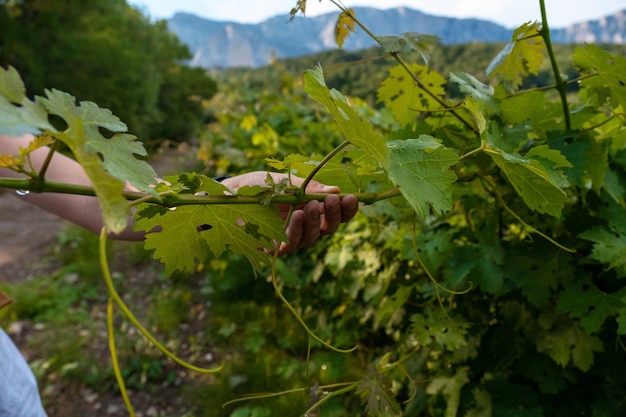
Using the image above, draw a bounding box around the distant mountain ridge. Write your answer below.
[166,7,626,69]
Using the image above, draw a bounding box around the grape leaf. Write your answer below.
[500,91,547,124]
[449,72,498,116]
[304,66,390,169]
[356,367,401,417]
[486,22,545,92]
[378,32,439,63]
[486,143,572,217]
[579,226,626,272]
[388,136,458,219]
[334,9,356,48]
[377,63,447,126]
[87,132,158,196]
[0,66,55,136]
[464,96,487,135]
[37,89,158,233]
[426,367,470,417]
[410,310,469,351]
[510,251,572,308]
[536,321,604,371]
[134,174,287,275]
[573,44,626,109]
[556,280,626,334]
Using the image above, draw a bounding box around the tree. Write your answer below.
[0,0,215,142]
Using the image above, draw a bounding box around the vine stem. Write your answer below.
[107,298,136,417]
[98,228,224,373]
[410,215,472,324]
[221,381,356,409]
[480,177,576,253]
[32,138,59,187]
[303,382,359,416]
[300,140,349,192]
[0,177,402,206]
[268,247,358,353]
[539,0,572,131]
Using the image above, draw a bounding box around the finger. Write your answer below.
[320,194,341,235]
[340,194,359,223]
[281,210,305,255]
[298,200,321,248]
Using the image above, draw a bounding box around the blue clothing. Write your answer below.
[0,327,47,417]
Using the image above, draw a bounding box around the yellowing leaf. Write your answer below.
[334,9,356,49]
[0,154,20,168]
[388,136,458,219]
[486,22,546,92]
[239,114,257,131]
[377,63,447,126]
[573,44,626,109]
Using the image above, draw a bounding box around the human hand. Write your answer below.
[221,172,358,255]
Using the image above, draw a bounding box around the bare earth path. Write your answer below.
[0,189,65,283]
[0,147,206,417]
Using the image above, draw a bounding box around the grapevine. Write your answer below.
[2,0,626,415]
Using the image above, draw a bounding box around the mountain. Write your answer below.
[552,9,626,43]
[166,7,626,69]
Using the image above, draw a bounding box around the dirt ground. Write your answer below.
[0,147,212,417]
[0,189,65,283]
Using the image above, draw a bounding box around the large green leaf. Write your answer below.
[388,136,458,219]
[0,66,55,136]
[487,143,572,217]
[579,226,626,273]
[134,173,286,275]
[304,66,390,169]
[557,280,626,334]
[38,89,158,233]
[536,321,604,371]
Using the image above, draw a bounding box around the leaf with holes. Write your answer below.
[134,173,286,275]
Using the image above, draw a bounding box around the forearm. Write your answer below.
[0,134,143,240]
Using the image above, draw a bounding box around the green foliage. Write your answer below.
[3,1,626,416]
[133,173,287,275]
[388,137,458,219]
[0,0,216,142]
[0,66,158,233]
[486,22,545,92]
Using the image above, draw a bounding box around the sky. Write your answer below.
[129,0,625,28]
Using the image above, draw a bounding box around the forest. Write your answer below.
[1,0,626,416]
